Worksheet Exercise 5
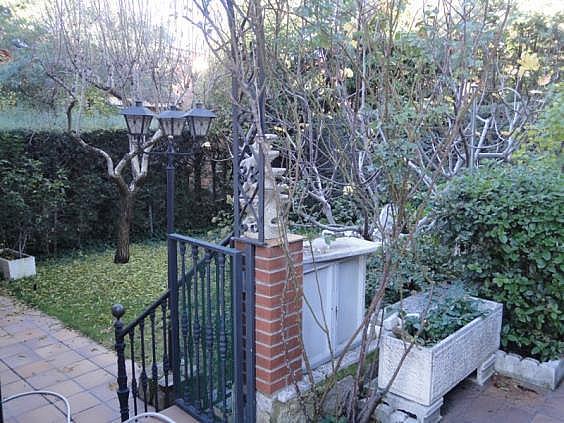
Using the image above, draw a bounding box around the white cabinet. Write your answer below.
[302,238,379,368]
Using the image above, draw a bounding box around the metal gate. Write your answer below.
[168,234,255,423]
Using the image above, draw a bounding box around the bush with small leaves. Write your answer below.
[428,162,563,361]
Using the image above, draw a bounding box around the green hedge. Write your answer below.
[0,130,230,256]
[429,162,563,361]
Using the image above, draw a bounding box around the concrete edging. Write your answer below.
[494,350,564,390]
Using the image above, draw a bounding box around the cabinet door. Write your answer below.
[334,257,364,352]
[302,263,334,367]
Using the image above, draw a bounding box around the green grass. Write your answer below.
[1,241,169,348]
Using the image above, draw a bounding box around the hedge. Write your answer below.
[429,162,563,361]
[0,130,230,256]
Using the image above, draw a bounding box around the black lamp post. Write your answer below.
[120,100,215,235]
[157,105,188,235]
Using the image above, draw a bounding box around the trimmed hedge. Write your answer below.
[429,162,563,361]
[0,130,230,256]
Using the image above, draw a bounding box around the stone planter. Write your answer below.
[377,294,502,421]
[0,249,36,280]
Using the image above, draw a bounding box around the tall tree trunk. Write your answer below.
[114,192,134,264]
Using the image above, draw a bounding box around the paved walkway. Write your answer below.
[442,374,564,423]
[0,295,121,423]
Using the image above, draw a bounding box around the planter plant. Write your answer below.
[377,292,502,418]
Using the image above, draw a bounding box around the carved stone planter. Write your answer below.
[0,249,36,280]
[378,294,502,422]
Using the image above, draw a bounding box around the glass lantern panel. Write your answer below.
[125,115,144,136]
[192,117,211,138]
[140,115,153,134]
[171,118,186,136]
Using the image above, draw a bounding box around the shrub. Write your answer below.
[0,130,229,256]
[428,162,563,361]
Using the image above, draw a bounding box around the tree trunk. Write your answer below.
[114,192,134,264]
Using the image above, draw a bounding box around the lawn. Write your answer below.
[1,242,169,348]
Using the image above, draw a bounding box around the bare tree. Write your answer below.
[186,0,549,420]
[39,0,203,263]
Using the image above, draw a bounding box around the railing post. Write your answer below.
[232,252,244,423]
[168,236,181,400]
[112,304,129,422]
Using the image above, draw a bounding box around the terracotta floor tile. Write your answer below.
[13,402,68,423]
[58,359,99,378]
[531,414,563,423]
[65,391,101,414]
[1,379,33,397]
[72,403,117,423]
[42,378,84,397]
[1,349,40,369]
[0,368,20,384]
[35,342,68,359]
[13,359,52,379]
[74,369,116,390]
[1,392,51,418]
[89,381,119,402]
[26,368,68,389]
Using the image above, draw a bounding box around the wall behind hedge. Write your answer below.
[0,130,230,256]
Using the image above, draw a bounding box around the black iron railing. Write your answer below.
[112,234,256,423]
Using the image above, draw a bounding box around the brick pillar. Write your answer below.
[253,234,304,395]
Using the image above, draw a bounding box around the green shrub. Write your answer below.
[428,162,563,361]
[0,130,229,256]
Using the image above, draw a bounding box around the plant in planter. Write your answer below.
[0,158,67,280]
[377,291,503,422]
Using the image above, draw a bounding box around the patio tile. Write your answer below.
[42,378,84,397]
[93,352,119,367]
[26,369,68,389]
[1,379,33,397]
[48,350,85,368]
[0,368,20,384]
[2,392,51,418]
[531,414,563,423]
[75,342,108,358]
[14,402,68,423]
[65,391,101,414]
[74,368,116,390]
[89,381,119,402]
[35,342,68,359]
[21,333,59,350]
[1,349,41,369]
[59,359,99,378]
[13,359,52,378]
[72,403,117,423]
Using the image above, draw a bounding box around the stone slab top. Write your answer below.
[304,236,380,264]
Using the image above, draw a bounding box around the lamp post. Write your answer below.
[120,101,216,235]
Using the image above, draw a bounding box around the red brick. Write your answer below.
[255,293,302,309]
[255,279,302,297]
[255,252,304,272]
[256,358,301,383]
[255,313,300,333]
[256,346,303,370]
[255,337,301,358]
[256,240,303,259]
[255,325,300,345]
[256,378,287,395]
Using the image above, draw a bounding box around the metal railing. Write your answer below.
[112,234,256,423]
